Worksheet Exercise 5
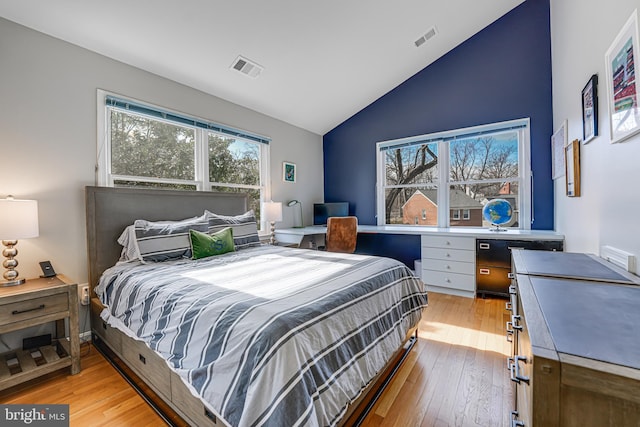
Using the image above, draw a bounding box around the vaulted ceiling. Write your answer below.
[0,0,524,134]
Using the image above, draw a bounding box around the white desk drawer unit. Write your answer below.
[421,235,475,298]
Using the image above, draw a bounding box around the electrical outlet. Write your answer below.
[80,284,90,306]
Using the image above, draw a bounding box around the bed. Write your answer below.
[86,186,428,427]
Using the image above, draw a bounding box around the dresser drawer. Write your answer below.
[122,338,170,398]
[422,247,475,263]
[422,258,475,275]
[422,235,474,250]
[422,269,475,291]
[0,292,68,326]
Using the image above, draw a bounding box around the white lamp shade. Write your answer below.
[262,201,283,222]
[0,199,39,240]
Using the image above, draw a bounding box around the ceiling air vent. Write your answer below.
[414,26,438,48]
[231,55,263,78]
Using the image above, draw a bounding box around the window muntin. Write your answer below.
[376,119,530,229]
[98,91,270,227]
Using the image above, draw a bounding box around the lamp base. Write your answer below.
[1,278,26,287]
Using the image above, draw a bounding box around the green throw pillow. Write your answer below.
[189,227,235,260]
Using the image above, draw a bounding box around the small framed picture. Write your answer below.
[283,161,296,183]
[551,120,567,180]
[581,74,598,143]
[565,139,581,197]
[604,9,640,143]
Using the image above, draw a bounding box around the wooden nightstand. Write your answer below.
[0,275,80,391]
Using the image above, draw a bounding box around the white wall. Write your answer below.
[551,0,640,274]
[0,17,323,287]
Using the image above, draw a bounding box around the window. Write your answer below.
[97,91,270,225]
[376,119,531,229]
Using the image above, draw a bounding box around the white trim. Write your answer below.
[376,118,531,229]
[96,89,270,229]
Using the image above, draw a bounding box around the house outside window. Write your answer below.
[97,91,270,225]
[376,118,531,229]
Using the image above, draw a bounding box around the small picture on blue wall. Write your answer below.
[283,161,296,183]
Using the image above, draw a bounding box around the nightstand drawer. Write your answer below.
[0,293,68,325]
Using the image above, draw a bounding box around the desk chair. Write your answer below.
[325,216,358,253]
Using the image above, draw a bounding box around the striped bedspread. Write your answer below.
[97,245,428,427]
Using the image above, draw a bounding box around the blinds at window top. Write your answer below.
[105,95,271,145]
[378,121,527,151]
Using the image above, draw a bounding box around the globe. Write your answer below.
[482,198,512,230]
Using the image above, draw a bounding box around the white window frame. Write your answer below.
[462,209,471,220]
[376,118,531,229]
[96,90,271,228]
[452,209,461,220]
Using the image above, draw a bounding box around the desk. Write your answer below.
[275,225,564,298]
[276,225,563,247]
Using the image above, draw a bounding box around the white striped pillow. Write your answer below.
[134,215,209,262]
[205,210,261,250]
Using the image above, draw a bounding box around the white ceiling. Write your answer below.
[0,0,524,135]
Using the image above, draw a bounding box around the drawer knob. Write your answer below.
[446,241,451,245]
[445,278,451,283]
[139,354,146,364]
[479,268,490,275]
[446,265,451,269]
[479,243,490,250]
[446,253,451,257]
[12,304,45,315]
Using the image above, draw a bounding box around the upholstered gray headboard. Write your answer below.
[85,186,248,291]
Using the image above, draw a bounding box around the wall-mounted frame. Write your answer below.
[604,9,640,143]
[581,74,598,143]
[551,120,567,179]
[565,139,581,197]
[283,161,296,183]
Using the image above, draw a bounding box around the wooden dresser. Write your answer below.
[508,250,640,427]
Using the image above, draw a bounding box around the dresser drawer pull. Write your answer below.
[479,268,490,275]
[479,243,490,250]
[509,285,517,295]
[446,253,451,257]
[511,314,523,330]
[12,304,45,315]
[508,272,515,279]
[505,301,512,311]
[139,354,146,364]
[509,355,529,384]
[506,322,514,342]
[510,410,525,427]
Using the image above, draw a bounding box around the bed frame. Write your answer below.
[85,185,417,427]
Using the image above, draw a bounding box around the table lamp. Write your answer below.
[0,196,39,286]
[262,201,282,245]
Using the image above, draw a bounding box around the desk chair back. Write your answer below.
[326,216,358,253]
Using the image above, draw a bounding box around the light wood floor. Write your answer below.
[0,292,513,426]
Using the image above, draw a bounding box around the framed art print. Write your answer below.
[551,120,567,179]
[565,139,581,197]
[283,161,296,183]
[581,74,598,143]
[604,9,640,143]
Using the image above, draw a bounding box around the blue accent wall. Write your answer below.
[323,0,553,266]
